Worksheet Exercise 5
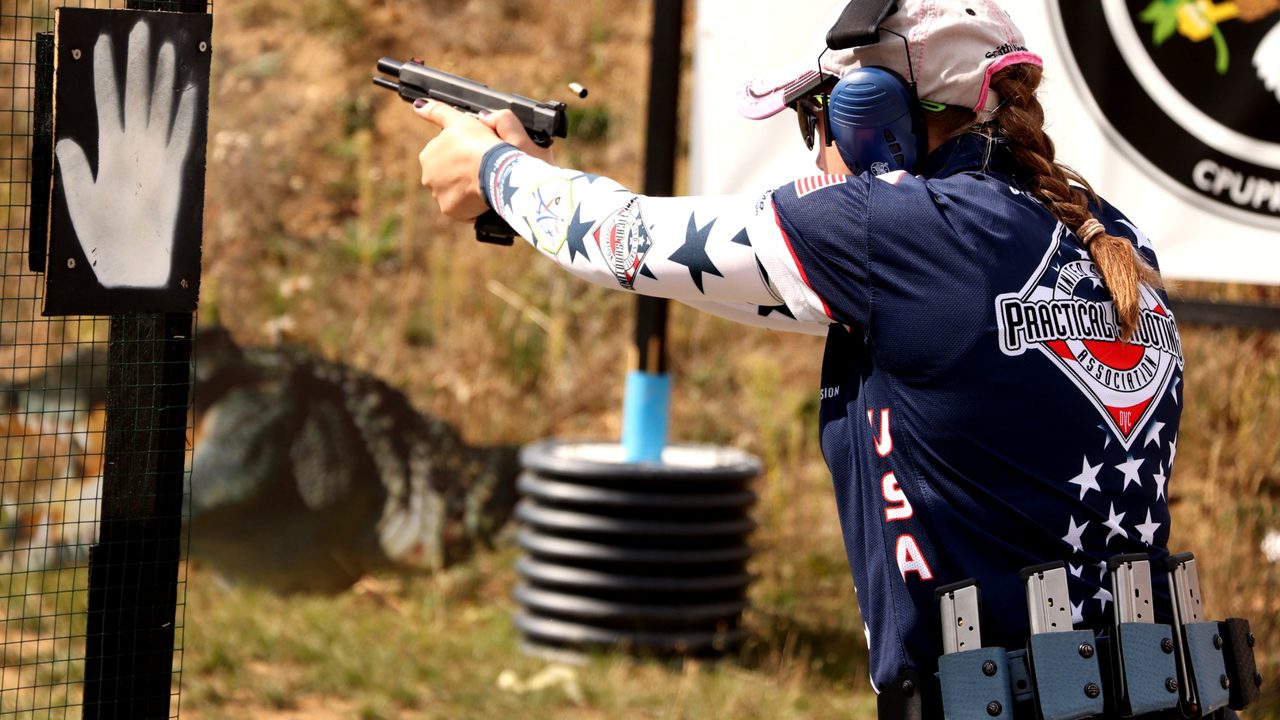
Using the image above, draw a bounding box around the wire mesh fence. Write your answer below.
[1,1,207,716]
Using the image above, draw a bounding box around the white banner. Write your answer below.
[690,1,1280,285]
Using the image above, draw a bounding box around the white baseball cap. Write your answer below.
[737,0,1043,122]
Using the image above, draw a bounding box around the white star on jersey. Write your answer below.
[1153,462,1168,502]
[1136,509,1162,546]
[1116,456,1145,492]
[1119,220,1154,252]
[1144,421,1166,448]
[1068,456,1103,501]
[1103,503,1128,544]
[1063,516,1089,554]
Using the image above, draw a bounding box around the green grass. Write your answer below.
[179,546,880,720]
[0,568,89,716]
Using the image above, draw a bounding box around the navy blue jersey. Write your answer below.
[481,132,1184,693]
[770,134,1183,689]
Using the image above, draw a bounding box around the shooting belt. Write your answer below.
[876,553,1260,720]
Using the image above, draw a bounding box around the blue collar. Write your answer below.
[917,132,1024,182]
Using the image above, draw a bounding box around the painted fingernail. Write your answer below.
[413,98,427,109]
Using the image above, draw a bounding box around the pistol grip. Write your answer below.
[474,209,516,246]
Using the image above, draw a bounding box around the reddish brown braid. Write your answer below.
[987,64,1162,341]
[924,65,1162,340]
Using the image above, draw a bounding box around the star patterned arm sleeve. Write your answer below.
[480,145,834,331]
[679,299,829,336]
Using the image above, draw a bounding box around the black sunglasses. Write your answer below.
[794,94,829,152]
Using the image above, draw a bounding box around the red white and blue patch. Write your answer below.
[995,221,1183,449]
[594,198,653,290]
[794,174,848,199]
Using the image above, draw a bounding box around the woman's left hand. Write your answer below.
[415,100,555,221]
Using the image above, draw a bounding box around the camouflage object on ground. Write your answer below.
[0,329,521,594]
[190,328,521,593]
[0,348,107,572]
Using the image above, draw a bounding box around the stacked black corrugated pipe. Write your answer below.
[513,440,759,657]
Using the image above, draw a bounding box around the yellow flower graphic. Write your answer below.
[1142,0,1279,73]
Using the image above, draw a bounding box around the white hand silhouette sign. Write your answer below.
[55,20,197,289]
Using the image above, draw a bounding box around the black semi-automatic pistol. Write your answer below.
[373,57,570,245]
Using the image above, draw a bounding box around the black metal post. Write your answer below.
[82,314,193,720]
[634,0,685,378]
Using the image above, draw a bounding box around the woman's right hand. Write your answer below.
[414,101,555,221]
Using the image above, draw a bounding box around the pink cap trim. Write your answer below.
[737,68,826,120]
[737,85,792,120]
[973,51,1043,113]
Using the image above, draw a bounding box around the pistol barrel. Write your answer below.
[376,57,404,76]
[373,57,566,146]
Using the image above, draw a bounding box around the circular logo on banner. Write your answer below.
[1054,0,1280,229]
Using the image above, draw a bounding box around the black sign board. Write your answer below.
[44,8,211,315]
[1057,1,1280,231]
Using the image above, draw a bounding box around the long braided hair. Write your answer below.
[930,64,1162,341]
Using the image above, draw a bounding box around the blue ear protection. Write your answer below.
[826,66,924,175]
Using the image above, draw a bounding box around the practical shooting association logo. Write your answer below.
[594,198,654,290]
[996,223,1184,450]
[1054,0,1280,229]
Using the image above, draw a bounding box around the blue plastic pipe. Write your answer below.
[621,370,671,463]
